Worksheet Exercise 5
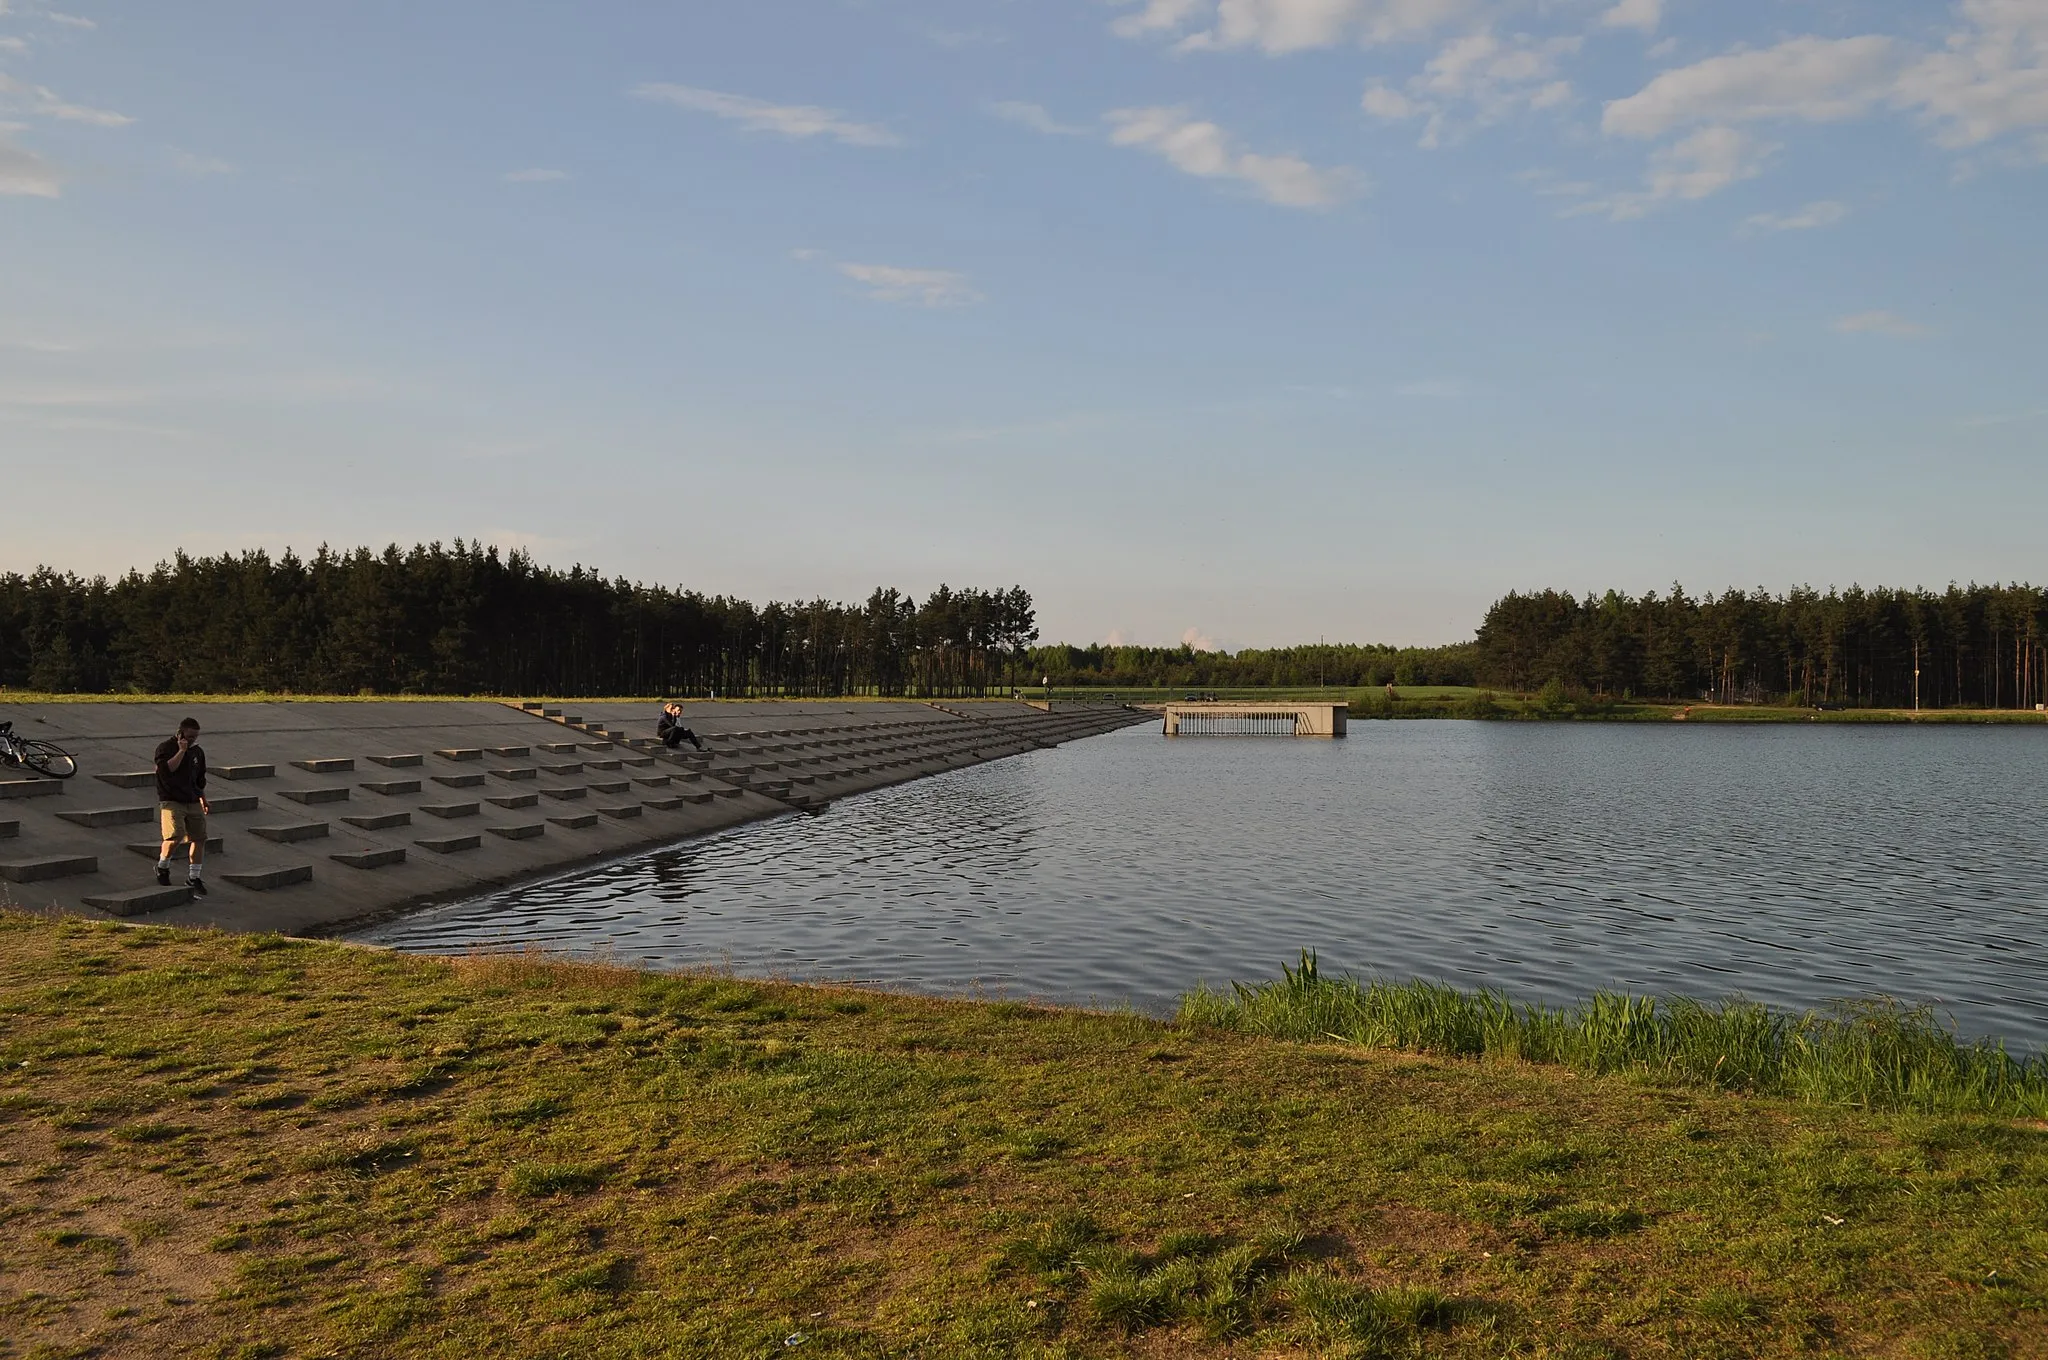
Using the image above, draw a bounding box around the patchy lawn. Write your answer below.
[0,912,2041,1359]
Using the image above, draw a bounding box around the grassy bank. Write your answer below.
[3,916,2044,1358]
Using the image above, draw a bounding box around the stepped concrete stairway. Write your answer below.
[0,697,1148,936]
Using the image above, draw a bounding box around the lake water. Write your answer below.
[359,722,2048,1050]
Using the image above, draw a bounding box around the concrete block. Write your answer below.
[366,753,425,768]
[559,714,582,724]
[125,838,223,858]
[485,746,531,758]
[583,741,614,752]
[221,865,313,890]
[588,780,630,795]
[620,756,655,768]
[96,771,157,789]
[539,786,587,801]
[57,806,156,828]
[598,804,643,820]
[518,703,545,712]
[420,803,480,819]
[85,886,194,916]
[713,787,743,799]
[633,775,672,788]
[0,820,16,838]
[642,795,694,811]
[486,794,540,810]
[290,758,355,774]
[432,773,486,789]
[0,780,64,800]
[546,813,599,830]
[486,823,545,841]
[539,763,584,776]
[206,795,260,814]
[587,758,623,772]
[342,812,411,831]
[251,823,330,844]
[279,787,350,806]
[540,708,561,717]
[361,780,423,796]
[490,768,537,782]
[215,765,275,781]
[1,855,98,883]
[416,835,482,854]
[537,743,578,755]
[434,748,483,761]
[333,848,406,870]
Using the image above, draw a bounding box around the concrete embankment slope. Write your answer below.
[0,699,1149,934]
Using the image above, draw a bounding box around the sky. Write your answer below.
[1,1,2044,649]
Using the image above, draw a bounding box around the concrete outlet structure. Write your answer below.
[0,699,1150,934]
[1161,702,1348,737]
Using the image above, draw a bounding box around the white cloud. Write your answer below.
[1740,199,1848,234]
[1181,626,1218,652]
[502,167,569,182]
[0,131,58,196]
[1603,36,1904,140]
[1106,105,1362,206]
[1895,0,2048,148]
[989,100,1087,136]
[0,73,132,126]
[0,37,25,53]
[1569,125,1774,218]
[1371,29,1578,145]
[835,263,982,307]
[1600,0,1662,35]
[1836,310,1930,337]
[1117,0,1476,53]
[47,12,97,29]
[630,83,900,147]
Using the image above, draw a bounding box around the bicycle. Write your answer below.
[0,720,78,779]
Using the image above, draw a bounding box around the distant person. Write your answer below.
[657,701,705,752]
[153,717,209,896]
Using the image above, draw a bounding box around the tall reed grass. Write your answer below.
[1178,952,2048,1119]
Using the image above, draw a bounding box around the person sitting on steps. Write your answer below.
[657,700,705,752]
[154,717,210,897]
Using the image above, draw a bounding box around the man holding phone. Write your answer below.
[154,717,210,896]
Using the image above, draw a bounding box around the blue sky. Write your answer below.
[2,1,2043,648]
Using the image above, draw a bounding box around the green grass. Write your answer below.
[1,914,2044,1358]
[1181,952,2048,1119]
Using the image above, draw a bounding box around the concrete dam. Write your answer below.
[0,699,1151,935]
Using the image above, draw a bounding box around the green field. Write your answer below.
[2,913,2042,1358]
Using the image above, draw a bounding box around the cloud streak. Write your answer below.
[1106,105,1362,207]
[0,132,59,197]
[1835,310,1930,338]
[631,84,900,147]
[835,262,983,308]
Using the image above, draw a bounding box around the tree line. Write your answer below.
[1027,641,1478,690]
[1476,584,2048,709]
[0,543,1038,698]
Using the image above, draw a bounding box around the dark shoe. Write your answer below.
[188,878,208,898]
[156,865,171,886]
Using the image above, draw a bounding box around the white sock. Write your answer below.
[157,857,171,870]
[187,865,203,881]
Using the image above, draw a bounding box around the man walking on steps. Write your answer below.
[154,717,210,897]
[657,700,705,752]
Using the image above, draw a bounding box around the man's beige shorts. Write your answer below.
[158,803,207,843]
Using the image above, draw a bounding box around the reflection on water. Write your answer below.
[358,722,2048,1048]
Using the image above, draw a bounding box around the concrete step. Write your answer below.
[207,795,260,814]
[215,765,275,781]
[366,753,424,768]
[547,813,599,830]
[57,806,156,829]
[539,787,588,801]
[0,855,97,883]
[342,812,411,831]
[518,702,546,712]
[221,865,313,890]
[487,793,540,810]
[96,771,156,789]
[333,848,406,870]
[588,780,629,795]
[633,775,672,788]
[416,834,482,854]
[251,823,330,844]
[645,794,706,810]
[0,780,64,801]
[490,768,537,782]
[290,758,355,774]
[432,773,486,789]
[620,756,655,768]
[362,779,423,796]
[485,746,531,758]
[85,885,193,916]
[598,804,643,820]
[486,823,545,841]
[420,803,480,819]
[583,741,615,752]
[434,748,483,761]
[125,838,223,858]
[587,759,624,772]
[539,763,584,776]
[279,787,349,806]
[713,787,743,799]
[536,742,578,755]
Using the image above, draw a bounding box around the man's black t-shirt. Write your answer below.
[153,738,207,804]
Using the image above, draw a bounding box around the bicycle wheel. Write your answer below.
[21,741,77,779]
